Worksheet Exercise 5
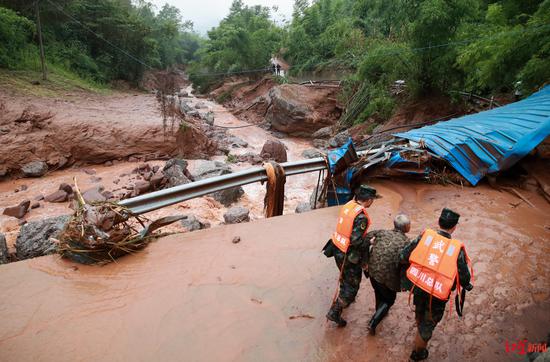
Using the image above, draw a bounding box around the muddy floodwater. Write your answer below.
[0,89,316,250]
[1,180,548,361]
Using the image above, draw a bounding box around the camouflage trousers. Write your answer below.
[414,293,446,341]
[334,251,363,306]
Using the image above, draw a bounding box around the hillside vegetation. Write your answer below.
[1,0,549,124]
[0,0,202,86]
[189,0,550,124]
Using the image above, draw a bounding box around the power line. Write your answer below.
[193,23,550,78]
[39,0,550,79]
[44,0,153,70]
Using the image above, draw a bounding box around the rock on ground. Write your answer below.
[312,126,333,139]
[312,139,329,149]
[295,202,312,214]
[328,130,350,148]
[215,187,245,207]
[302,149,323,159]
[133,180,151,196]
[237,152,263,165]
[180,215,211,231]
[21,161,48,177]
[44,190,68,203]
[3,200,31,219]
[192,160,231,179]
[228,136,248,148]
[0,233,8,264]
[224,207,250,224]
[82,186,106,203]
[162,158,192,187]
[59,183,74,195]
[265,85,341,136]
[15,215,70,260]
[260,139,287,163]
[203,111,215,126]
[192,160,244,206]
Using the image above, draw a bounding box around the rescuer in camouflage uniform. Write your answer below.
[399,208,473,361]
[323,185,381,327]
[362,214,411,335]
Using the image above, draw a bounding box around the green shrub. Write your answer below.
[226,154,238,163]
[0,7,37,69]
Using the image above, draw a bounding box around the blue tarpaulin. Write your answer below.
[326,138,358,206]
[394,85,550,185]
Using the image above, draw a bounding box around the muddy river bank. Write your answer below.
[0,180,548,361]
[0,88,317,254]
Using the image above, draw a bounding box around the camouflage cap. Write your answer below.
[356,185,382,200]
[440,208,460,224]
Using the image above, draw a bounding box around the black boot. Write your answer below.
[326,299,347,327]
[367,303,389,335]
[410,348,429,361]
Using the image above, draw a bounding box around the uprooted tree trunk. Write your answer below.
[56,178,184,264]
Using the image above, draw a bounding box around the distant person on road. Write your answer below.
[400,208,473,361]
[322,185,381,327]
[361,214,411,335]
[276,64,281,76]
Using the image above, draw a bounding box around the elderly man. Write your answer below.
[362,214,411,335]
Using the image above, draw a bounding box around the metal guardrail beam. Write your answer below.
[119,157,328,215]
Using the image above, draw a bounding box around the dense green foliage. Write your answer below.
[0,0,203,84]
[188,0,283,91]
[0,7,37,69]
[284,0,550,125]
[1,0,548,121]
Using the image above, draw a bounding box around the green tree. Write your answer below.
[0,7,36,68]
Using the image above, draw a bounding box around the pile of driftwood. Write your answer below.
[57,179,183,265]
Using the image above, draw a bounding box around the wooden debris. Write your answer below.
[501,186,536,209]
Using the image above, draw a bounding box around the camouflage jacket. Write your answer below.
[364,229,410,292]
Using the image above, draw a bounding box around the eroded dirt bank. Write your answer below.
[0,91,185,175]
[0,180,548,361]
[0,87,318,254]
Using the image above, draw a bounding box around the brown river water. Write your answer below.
[0,89,316,250]
[0,179,549,361]
[1,89,549,361]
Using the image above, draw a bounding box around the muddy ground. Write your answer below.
[0,84,318,254]
[0,180,548,361]
[0,73,549,361]
[0,90,181,174]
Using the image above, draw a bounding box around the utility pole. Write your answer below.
[35,0,47,81]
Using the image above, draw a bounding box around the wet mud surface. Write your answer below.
[0,89,316,253]
[1,181,548,361]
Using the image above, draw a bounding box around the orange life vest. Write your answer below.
[331,200,370,253]
[406,228,468,301]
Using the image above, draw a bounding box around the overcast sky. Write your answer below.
[149,0,294,35]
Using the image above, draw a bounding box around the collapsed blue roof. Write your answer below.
[394,85,550,185]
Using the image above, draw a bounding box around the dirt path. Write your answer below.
[0,181,548,361]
